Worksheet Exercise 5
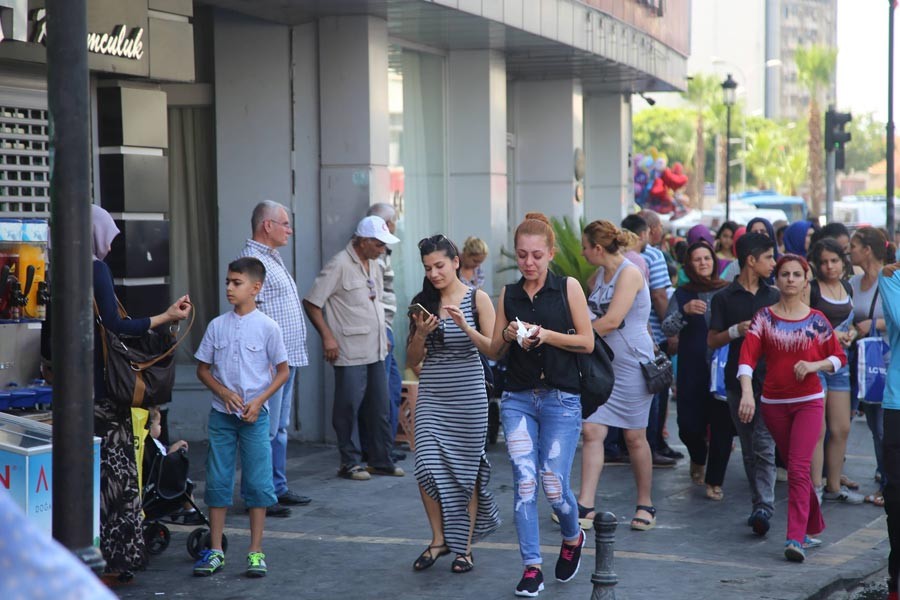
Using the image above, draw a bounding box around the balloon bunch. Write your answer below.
[633,148,689,216]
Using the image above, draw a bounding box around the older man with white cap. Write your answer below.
[303,215,405,480]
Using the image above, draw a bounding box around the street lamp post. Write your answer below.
[721,74,738,222]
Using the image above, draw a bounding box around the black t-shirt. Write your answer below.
[709,278,780,394]
[503,272,581,394]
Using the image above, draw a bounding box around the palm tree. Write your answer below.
[794,45,837,218]
[682,74,723,207]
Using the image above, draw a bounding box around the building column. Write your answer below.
[318,15,390,261]
[446,50,507,296]
[584,93,632,224]
[511,79,583,225]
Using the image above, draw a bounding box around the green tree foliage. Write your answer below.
[844,112,887,173]
[794,44,837,216]
[547,216,596,294]
[632,107,696,167]
[741,116,808,195]
[682,74,725,202]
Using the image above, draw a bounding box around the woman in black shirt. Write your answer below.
[488,213,593,596]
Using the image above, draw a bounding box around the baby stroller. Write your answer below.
[141,439,228,559]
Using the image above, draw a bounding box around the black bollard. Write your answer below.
[590,511,618,600]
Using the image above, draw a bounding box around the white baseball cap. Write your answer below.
[355,215,400,245]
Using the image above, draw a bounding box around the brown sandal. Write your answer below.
[705,485,724,501]
[690,463,705,486]
[864,493,885,507]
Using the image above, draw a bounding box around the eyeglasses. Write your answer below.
[366,278,376,300]
[267,219,293,229]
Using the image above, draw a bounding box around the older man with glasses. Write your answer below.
[303,215,405,481]
[239,200,310,517]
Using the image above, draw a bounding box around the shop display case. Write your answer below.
[0,412,100,543]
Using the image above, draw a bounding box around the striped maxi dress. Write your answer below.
[414,289,501,554]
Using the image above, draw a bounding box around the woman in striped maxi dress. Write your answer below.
[406,234,501,574]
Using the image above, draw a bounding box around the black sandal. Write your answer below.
[413,544,449,571]
[451,552,474,573]
[631,505,657,531]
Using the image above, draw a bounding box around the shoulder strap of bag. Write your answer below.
[866,286,880,338]
[94,296,196,370]
[558,277,576,334]
[470,287,480,332]
[809,280,821,308]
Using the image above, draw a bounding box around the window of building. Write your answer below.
[387,45,447,374]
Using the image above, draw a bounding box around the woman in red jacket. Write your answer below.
[737,254,847,563]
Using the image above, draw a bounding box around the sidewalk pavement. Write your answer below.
[116,409,889,600]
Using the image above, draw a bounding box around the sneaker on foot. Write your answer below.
[555,530,585,582]
[337,464,371,481]
[246,551,267,578]
[515,567,544,597]
[193,549,225,576]
[784,540,805,562]
[822,486,865,505]
[748,510,771,536]
[365,465,406,477]
[802,535,822,549]
[815,485,824,505]
[777,467,788,482]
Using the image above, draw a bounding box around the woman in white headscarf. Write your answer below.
[90,205,191,583]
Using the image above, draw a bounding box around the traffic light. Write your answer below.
[825,108,852,170]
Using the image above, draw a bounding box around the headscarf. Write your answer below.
[783,220,814,257]
[745,217,779,259]
[732,226,747,248]
[687,224,715,246]
[91,204,120,261]
[681,241,730,293]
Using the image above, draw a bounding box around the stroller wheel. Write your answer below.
[187,527,229,559]
[144,523,170,555]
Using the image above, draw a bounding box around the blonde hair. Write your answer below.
[583,220,631,253]
[462,236,489,257]
[514,212,556,249]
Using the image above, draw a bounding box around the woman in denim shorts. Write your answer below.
[809,239,864,504]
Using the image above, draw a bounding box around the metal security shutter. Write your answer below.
[0,104,50,218]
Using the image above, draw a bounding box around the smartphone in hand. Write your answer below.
[407,303,432,319]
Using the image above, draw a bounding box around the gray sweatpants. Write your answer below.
[726,388,776,516]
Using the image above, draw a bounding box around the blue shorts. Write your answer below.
[205,408,277,508]
[818,364,851,393]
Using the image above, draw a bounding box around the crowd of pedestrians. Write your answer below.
[84,198,900,599]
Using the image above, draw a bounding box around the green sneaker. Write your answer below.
[193,549,225,577]
[246,551,267,578]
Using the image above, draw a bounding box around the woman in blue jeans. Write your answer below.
[849,227,895,506]
[489,212,594,597]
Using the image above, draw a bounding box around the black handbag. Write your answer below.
[640,349,674,395]
[558,279,616,418]
[617,329,673,395]
[94,297,194,408]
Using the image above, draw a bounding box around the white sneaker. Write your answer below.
[822,486,865,505]
[815,485,824,505]
[776,467,788,482]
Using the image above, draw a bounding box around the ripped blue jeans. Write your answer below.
[500,388,583,566]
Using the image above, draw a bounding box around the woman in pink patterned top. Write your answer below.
[737,254,847,563]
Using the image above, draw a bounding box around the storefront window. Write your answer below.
[388,46,446,375]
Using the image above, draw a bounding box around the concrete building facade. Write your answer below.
[0,1,690,443]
